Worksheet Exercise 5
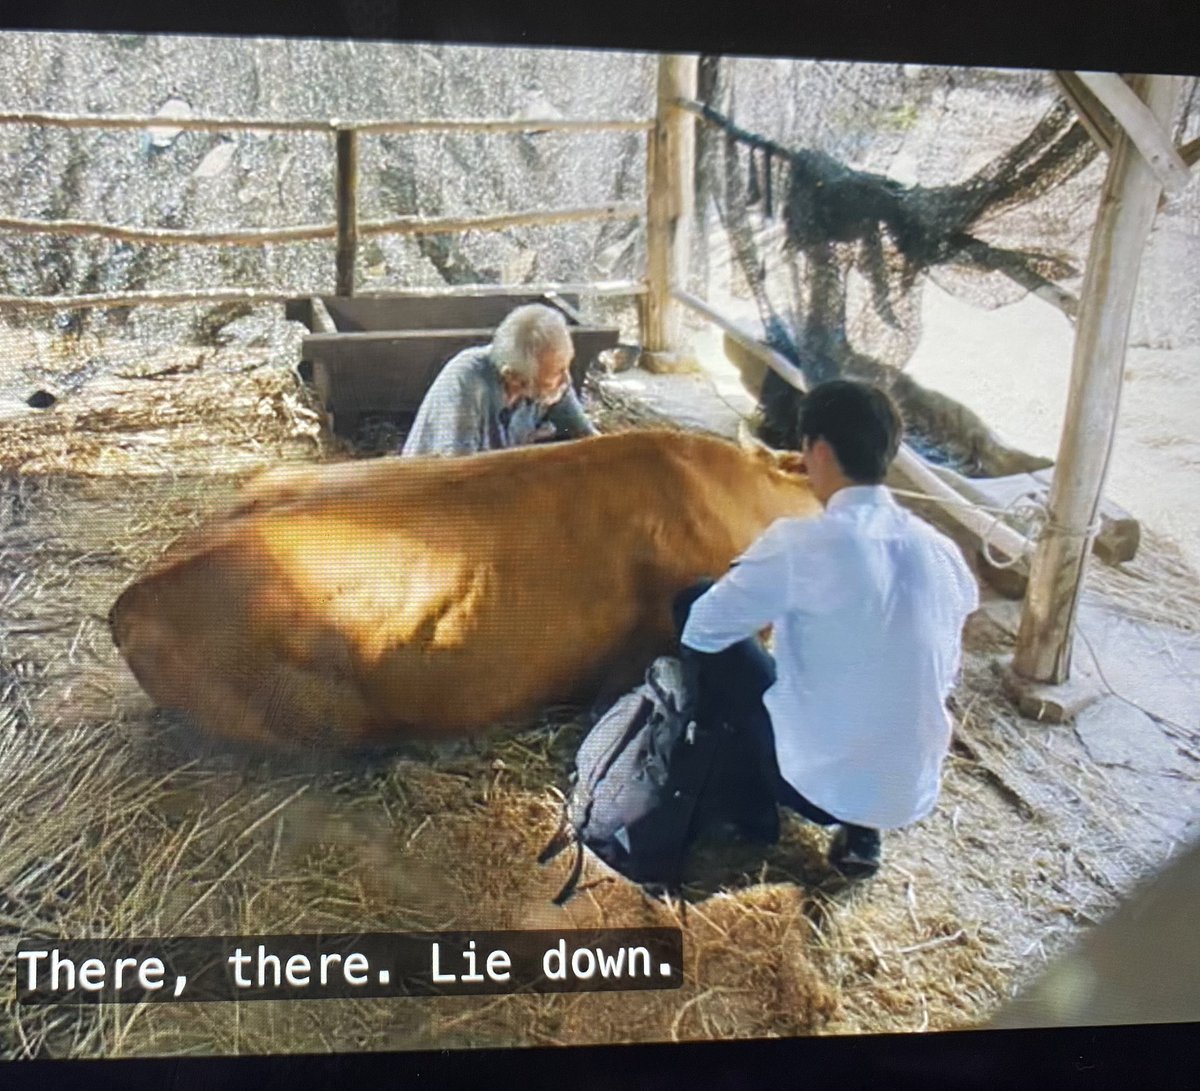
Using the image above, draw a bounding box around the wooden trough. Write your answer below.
[285,292,621,436]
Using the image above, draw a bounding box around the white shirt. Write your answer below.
[681,485,978,830]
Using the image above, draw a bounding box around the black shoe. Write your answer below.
[828,825,881,879]
[732,815,780,845]
[705,811,780,846]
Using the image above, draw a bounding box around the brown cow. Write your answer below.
[109,429,820,749]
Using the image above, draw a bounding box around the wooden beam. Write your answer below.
[1075,72,1190,195]
[308,297,337,335]
[360,203,642,238]
[1053,71,1115,154]
[0,280,648,312]
[642,55,698,362]
[0,288,301,310]
[348,117,656,137]
[673,287,1036,563]
[1013,75,1181,685]
[0,110,654,136]
[0,204,641,248]
[335,128,358,297]
[0,214,337,246]
[349,280,647,299]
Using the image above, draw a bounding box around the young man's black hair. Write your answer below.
[798,379,903,484]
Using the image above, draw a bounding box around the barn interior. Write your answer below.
[1,34,1199,1058]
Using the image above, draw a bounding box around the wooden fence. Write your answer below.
[0,108,654,309]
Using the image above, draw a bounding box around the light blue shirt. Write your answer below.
[401,345,596,457]
[681,485,979,829]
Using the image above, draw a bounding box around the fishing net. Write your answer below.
[694,61,1198,449]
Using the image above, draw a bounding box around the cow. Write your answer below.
[108,429,820,750]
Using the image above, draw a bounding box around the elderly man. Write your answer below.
[674,379,978,879]
[401,303,597,457]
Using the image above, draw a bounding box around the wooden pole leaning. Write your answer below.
[641,55,698,373]
[673,287,1037,565]
[1011,75,1182,694]
[335,127,359,298]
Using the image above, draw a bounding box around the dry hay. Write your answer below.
[1,463,1019,1059]
[2,349,1197,1059]
[0,337,329,477]
[1086,527,1200,635]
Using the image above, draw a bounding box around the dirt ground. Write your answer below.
[1,318,1199,1059]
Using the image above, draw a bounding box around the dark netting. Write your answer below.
[691,64,1160,449]
[705,95,1099,360]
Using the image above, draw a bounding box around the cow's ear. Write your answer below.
[738,421,805,475]
[736,420,775,461]
[774,450,806,476]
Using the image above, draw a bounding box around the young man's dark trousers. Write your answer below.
[672,581,881,859]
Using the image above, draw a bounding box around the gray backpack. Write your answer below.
[539,657,727,904]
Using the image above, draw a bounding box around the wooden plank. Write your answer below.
[347,118,655,136]
[308,297,338,335]
[1013,75,1181,685]
[306,327,538,343]
[347,281,645,299]
[305,325,618,354]
[0,110,654,136]
[642,55,697,361]
[1053,71,1115,154]
[335,128,358,297]
[361,203,641,238]
[316,293,581,333]
[0,205,639,246]
[1075,72,1190,195]
[0,282,645,313]
[0,288,301,311]
[673,287,1035,563]
[0,214,335,246]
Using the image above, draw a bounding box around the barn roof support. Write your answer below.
[641,54,699,373]
[1005,73,1191,718]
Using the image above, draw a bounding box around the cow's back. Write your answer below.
[110,431,819,748]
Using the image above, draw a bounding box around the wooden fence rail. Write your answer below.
[0,107,655,307]
[0,280,647,312]
[0,202,636,249]
[0,110,654,136]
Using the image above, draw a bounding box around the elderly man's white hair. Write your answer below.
[491,304,573,379]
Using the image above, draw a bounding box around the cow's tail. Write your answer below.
[108,584,137,650]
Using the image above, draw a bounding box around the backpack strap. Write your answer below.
[550,838,585,906]
[537,810,572,865]
[537,784,572,864]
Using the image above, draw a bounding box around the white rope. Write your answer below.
[889,486,1103,570]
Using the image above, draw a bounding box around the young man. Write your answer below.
[401,303,597,457]
[677,379,979,878]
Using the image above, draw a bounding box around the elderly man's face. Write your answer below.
[533,347,573,406]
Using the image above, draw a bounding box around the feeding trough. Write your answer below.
[286,292,622,436]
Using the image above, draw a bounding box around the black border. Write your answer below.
[0,0,1198,1086]
[0,0,1197,75]
[3,1023,1200,1088]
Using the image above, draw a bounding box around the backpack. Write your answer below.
[538,656,777,905]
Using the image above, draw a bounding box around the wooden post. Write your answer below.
[641,55,698,372]
[335,127,359,297]
[1011,75,1181,688]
